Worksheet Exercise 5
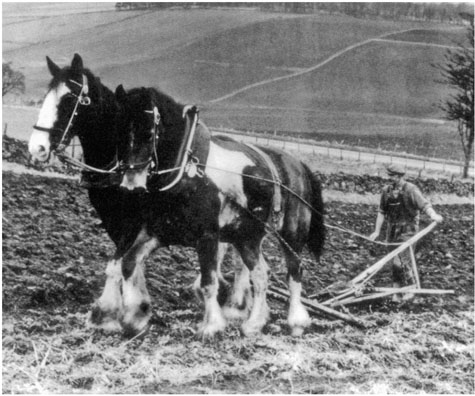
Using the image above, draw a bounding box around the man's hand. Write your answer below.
[431,213,443,223]
[427,207,443,223]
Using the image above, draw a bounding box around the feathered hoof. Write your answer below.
[288,304,310,336]
[195,321,226,341]
[290,325,305,337]
[87,305,122,333]
[241,320,265,337]
[222,305,249,323]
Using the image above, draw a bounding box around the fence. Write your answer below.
[213,129,473,177]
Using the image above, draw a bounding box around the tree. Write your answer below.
[2,62,25,97]
[438,17,474,178]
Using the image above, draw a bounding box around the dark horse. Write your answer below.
[114,85,325,337]
[28,54,155,335]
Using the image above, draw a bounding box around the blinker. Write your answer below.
[144,107,161,125]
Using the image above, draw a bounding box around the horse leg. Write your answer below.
[120,229,159,337]
[195,233,227,339]
[222,246,252,322]
[282,247,311,337]
[88,258,123,332]
[193,242,230,305]
[237,240,270,336]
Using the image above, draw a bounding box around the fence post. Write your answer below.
[3,123,7,137]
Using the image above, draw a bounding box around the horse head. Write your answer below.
[115,85,160,192]
[115,85,187,192]
[28,53,95,162]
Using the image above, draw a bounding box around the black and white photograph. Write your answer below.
[2,2,474,393]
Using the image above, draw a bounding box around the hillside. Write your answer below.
[2,6,469,160]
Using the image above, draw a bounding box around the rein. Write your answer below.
[195,162,401,247]
[55,151,120,174]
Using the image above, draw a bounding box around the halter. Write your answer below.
[33,74,91,153]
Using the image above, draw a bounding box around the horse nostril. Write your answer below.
[38,145,46,153]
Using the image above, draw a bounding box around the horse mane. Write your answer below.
[127,87,185,129]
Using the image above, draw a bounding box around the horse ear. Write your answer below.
[46,56,61,77]
[71,53,83,71]
[115,84,127,103]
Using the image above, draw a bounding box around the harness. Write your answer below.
[244,143,283,216]
[43,89,397,249]
[119,105,208,191]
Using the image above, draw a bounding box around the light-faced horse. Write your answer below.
[28,54,154,335]
[114,85,325,337]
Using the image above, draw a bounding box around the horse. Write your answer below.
[28,54,156,335]
[27,53,251,338]
[114,85,326,338]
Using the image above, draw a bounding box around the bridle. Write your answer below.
[119,104,201,191]
[33,74,91,152]
[33,74,120,175]
[118,106,161,174]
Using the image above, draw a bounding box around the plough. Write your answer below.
[269,222,454,328]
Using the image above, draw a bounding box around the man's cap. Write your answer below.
[386,164,405,176]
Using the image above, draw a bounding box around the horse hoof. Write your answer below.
[195,322,225,341]
[222,306,248,323]
[87,307,122,333]
[392,294,403,303]
[241,321,264,337]
[402,292,415,301]
[290,326,305,337]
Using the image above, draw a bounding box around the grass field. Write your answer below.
[2,6,468,161]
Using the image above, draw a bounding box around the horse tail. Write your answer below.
[303,164,325,259]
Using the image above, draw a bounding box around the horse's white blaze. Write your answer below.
[29,83,71,161]
[206,142,254,227]
[287,277,310,334]
[120,167,149,191]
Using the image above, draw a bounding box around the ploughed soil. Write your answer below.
[2,170,473,394]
